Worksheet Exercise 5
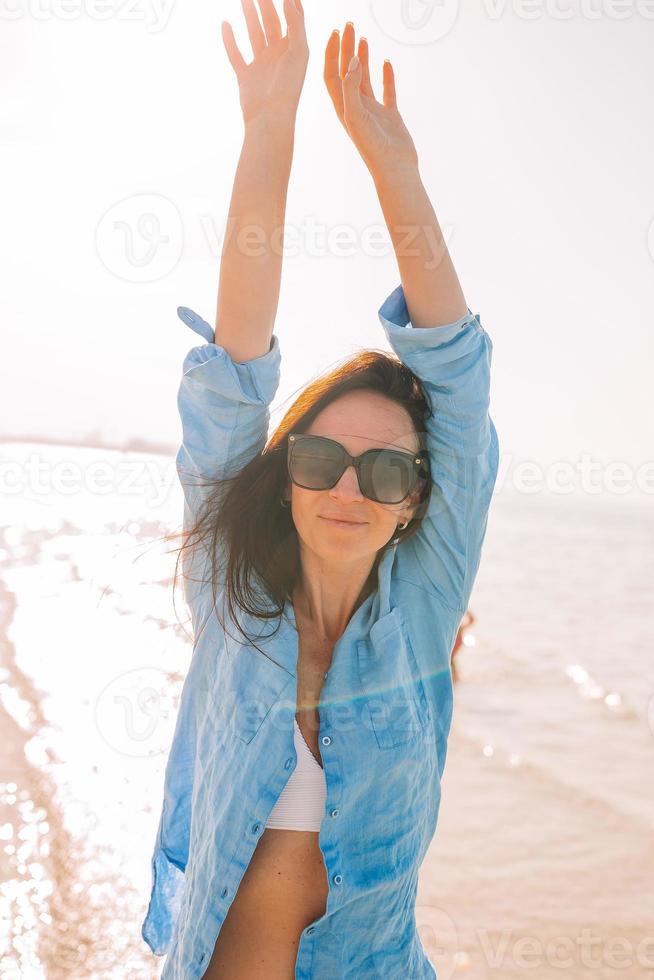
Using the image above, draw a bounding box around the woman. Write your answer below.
[141,2,499,977]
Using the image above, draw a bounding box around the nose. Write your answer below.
[328,464,364,501]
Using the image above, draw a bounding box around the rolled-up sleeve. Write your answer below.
[175,306,282,613]
[378,284,499,615]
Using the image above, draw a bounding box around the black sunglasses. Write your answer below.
[286,432,430,505]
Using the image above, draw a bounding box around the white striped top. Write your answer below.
[265,718,327,831]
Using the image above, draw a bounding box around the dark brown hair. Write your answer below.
[168,348,433,661]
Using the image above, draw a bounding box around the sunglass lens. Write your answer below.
[360,451,414,503]
[290,438,342,489]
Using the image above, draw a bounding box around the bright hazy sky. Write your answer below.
[2,0,653,499]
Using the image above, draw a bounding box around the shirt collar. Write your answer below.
[263,543,398,678]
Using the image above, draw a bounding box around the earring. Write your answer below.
[280,497,290,508]
[397,519,409,531]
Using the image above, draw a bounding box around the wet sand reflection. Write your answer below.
[0,520,164,979]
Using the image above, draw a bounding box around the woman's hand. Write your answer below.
[324,22,419,180]
[222,0,309,129]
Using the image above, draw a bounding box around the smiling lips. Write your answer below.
[320,515,367,526]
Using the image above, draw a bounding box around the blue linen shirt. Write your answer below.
[141,283,500,978]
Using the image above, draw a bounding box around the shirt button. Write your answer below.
[306,926,316,935]
[284,757,294,769]
[221,887,228,898]
[251,822,261,834]
[323,671,328,680]
[333,874,343,885]
[321,735,331,746]
[330,808,339,818]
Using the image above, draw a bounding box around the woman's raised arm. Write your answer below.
[217,0,309,363]
[326,23,499,616]
[324,20,467,328]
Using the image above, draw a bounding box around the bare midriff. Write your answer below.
[201,617,334,980]
[200,823,330,979]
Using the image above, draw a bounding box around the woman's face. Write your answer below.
[283,390,422,563]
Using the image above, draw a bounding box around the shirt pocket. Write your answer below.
[356,607,431,750]
[206,635,293,745]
